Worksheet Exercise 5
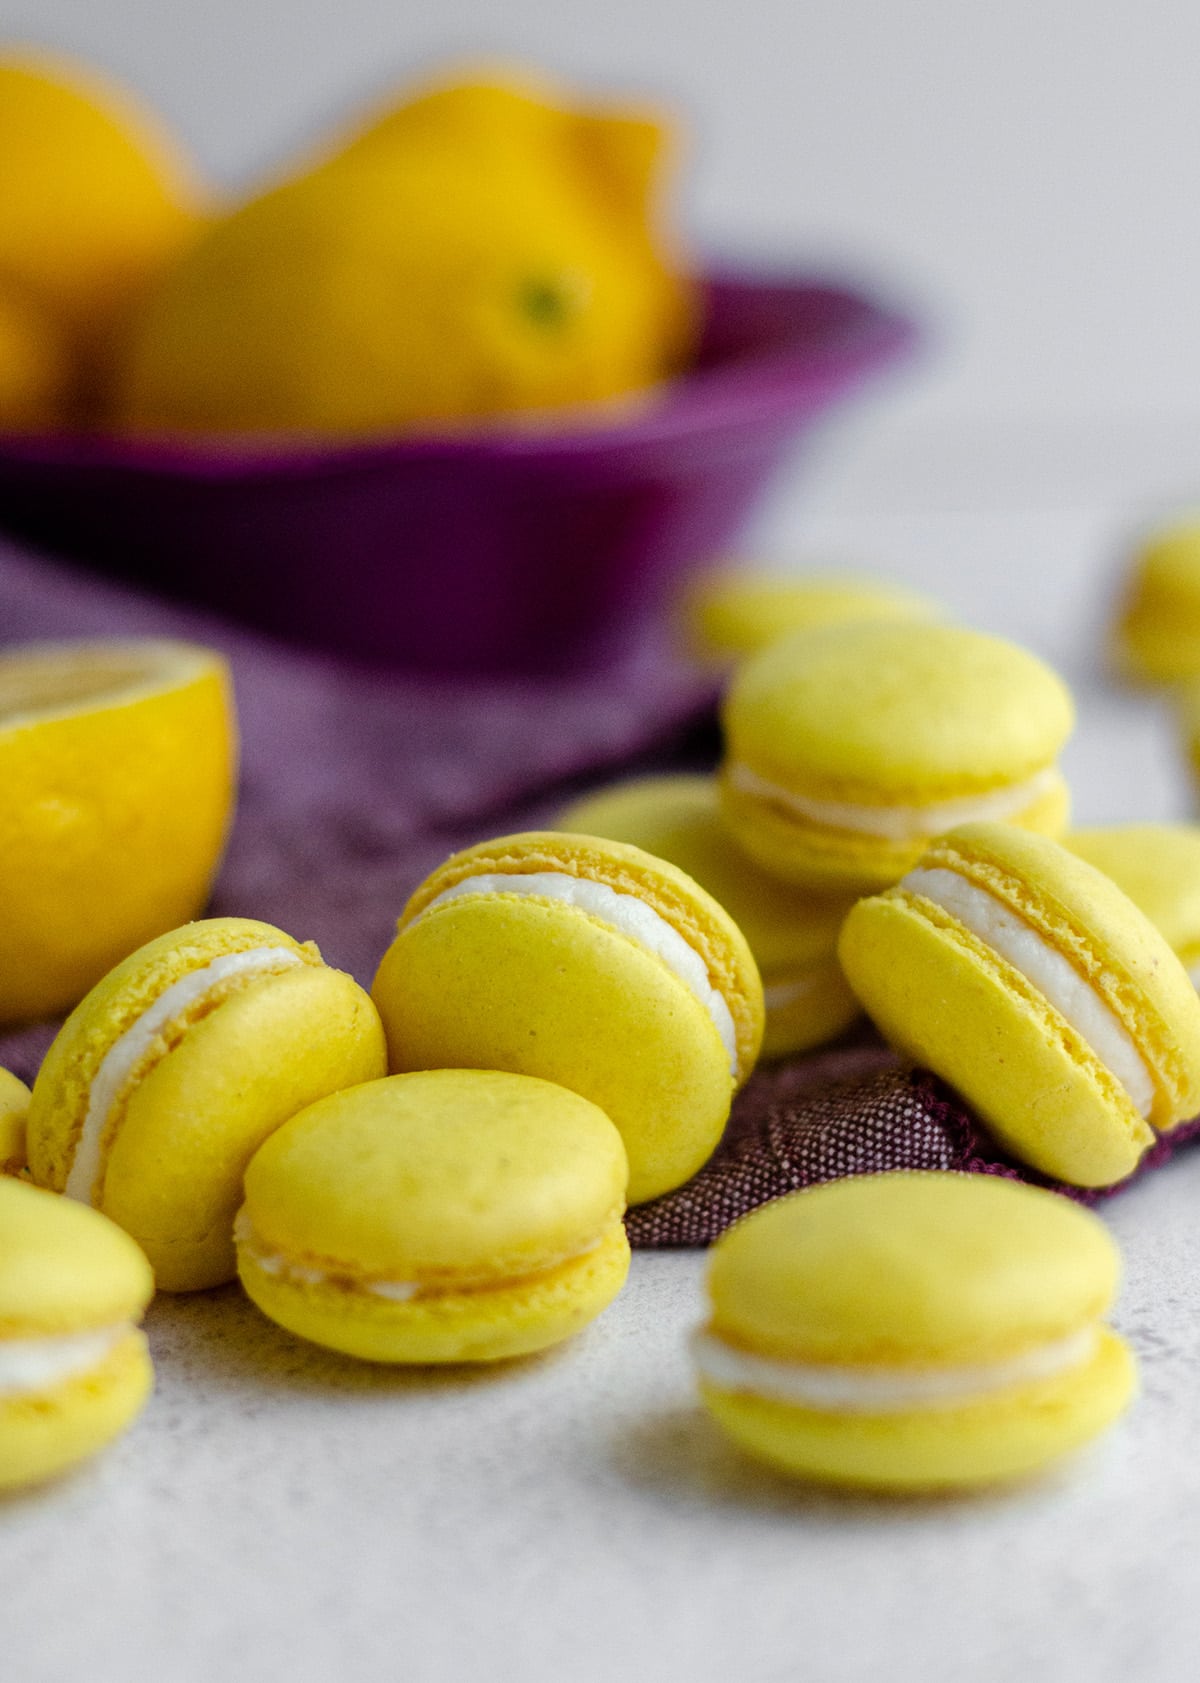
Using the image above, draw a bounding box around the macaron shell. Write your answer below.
[238,1223,630,1364]
[1113,522,1200,682]
[722,622,1074,803]
[397,832,764,1084]
[373,896,734,1204]
[699,1327,1134,1491]
[96,964,387,1292]
[0,1328,153,1490]
[720,764,1070,891]
[924,823,1200,1130]
[1068,825,1200,969]
[759,960,861,1061]
[838,891,1154,1186]
[0,1177,153,1336]
[0,1067,30,1175]
[28,916,313,1193]
[705,1174,1120,1365]
[683,572,938,664]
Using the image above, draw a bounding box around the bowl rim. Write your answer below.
[0,266,916,482]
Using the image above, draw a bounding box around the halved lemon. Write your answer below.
[0,640,236,1023]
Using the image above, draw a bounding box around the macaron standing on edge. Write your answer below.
[838,823,1200,1187]
[0,1177,154,1490]
[237,1070,631,1363]
[557,775,860,1058]
[693,1173,1136,1491]
[720,621,1074,891]
[371,832,764,1204]
[27,917,388,1292]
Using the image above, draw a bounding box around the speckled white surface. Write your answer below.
[5,427,1200,1682]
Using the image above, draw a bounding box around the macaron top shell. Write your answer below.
[0,1176,153,1337]
[707,1172,1119,1368]
[723,621,1074,803]
[1068,825,1200,970]
[915,823,1200,1129]
[240,1070,628,1286]
[397,831,764,1082]
[556,776,852,973]
[28,915,317,1191]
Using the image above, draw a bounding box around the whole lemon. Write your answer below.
[112,71,694,435]
[0,52,204,415]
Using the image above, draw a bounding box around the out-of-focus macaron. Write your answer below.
[682,568,938,666]
[371,832,764,1204]
[237,1070,630,1364]
[720,621,1074,892]
[838,823,1200,1186]
[27,917,387,1292]
[1112,517,1200,683]
[0,1177,154,1489]
[1069,824,1200,985]
[557,775,859,1058]
[0,1067,30,1175]
[694,1172,1136,1492]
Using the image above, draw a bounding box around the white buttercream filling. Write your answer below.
[234,1211,603,1301]
[902,865,1156,1116]
[0,1324,130,1397]
[419,871,738,1073]
[729,762,1059,842]
[66,946,305,1205]
[692,1324,1099,1412]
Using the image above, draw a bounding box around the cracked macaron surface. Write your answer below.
[838,823,1200,1186]
[27,916,387,1291]
[0,1176,154,1489]
[236,1069,630,1364]
[371,831,764,1204]
[694,1173,1135,1491]
[720,621,1074,891]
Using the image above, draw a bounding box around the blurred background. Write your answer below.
[3,0,1199,798]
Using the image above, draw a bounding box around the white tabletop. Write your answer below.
[6,407,1200,1683]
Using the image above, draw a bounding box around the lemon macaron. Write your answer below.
[0,1177,154,1490]
[1112,516,1200,683]
[694,1173,1136,1492]
[237,1070,630,1363]
[682,569,938,667]
[27,917,387,1292]
[0,1068,30,1176]
[838,822,1200,1187]
[372,832,763,1204]
[1069,824,1200,985]
[720,621,1074,892]
[558,775,859,1058]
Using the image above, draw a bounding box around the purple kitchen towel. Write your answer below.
[0,536,717,1079]
[626,1043,1200,1247]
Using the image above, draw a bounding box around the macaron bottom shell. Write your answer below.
[720,770,1070,893]
[0,1329,153,1490]
[699,1326,1135,1491]
[237,1223,631,1364]
[838,890,1154,1187]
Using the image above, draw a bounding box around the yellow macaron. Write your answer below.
[1069,824,1200,983]
[838,822,1200,1187]
[236,1070,630,1364]
[694,1172,1135,1492]
[557,775,859,1058]
[0,1066,30,1175]
[720,621,1074,891]
[0,1176,154,1489]
[371,832,764,1204]
[1112,517,1200,683]
[682,569,938,666]
[27,917,387,1292]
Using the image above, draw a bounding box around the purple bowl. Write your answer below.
[0,271,914,676]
